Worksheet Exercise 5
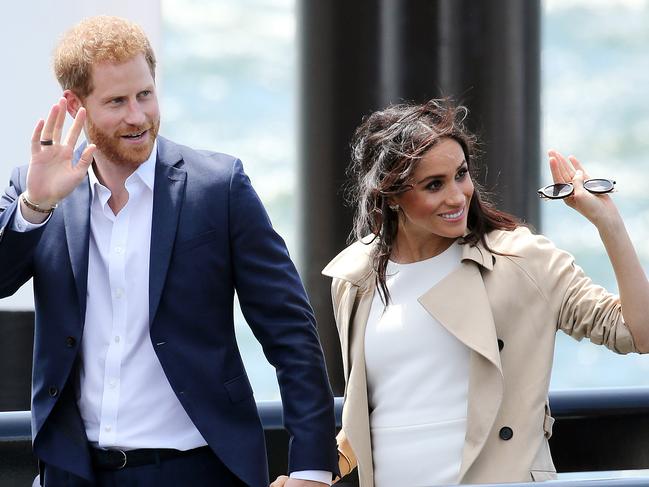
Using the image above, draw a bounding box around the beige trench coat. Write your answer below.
[322,227,638,486]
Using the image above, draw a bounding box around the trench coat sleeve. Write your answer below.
[520,229,637,354]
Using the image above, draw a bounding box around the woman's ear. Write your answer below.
[63,90,83,118]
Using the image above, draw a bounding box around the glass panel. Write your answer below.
[162,0,296,399]
[543,0,649,389]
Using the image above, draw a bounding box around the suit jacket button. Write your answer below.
[48,387,59,398]
[66,336,76,348]
[499,426,513,440]
[497,339,504,351]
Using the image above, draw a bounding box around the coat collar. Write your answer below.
[324,230,504,482]
[322,231,496,286]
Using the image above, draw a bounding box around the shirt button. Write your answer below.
[115,246,124,254]
[115,288,124,299]
[66,336,77,348]
[499,426,514,441]
[114,336,121,343]
[48,386,59,397]
[109,379,117,388]
[104,425,112,432]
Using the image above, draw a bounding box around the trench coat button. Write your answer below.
[498,339,504,351]
[48,387,59,398]
[65,336,76,348]
[499,426,513,440]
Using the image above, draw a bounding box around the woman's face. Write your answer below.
[392,137,474,257]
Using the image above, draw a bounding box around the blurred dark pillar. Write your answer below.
[0,311,34,411]
[299,0,540,394]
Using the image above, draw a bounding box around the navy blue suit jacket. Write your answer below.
[0,137,337,487]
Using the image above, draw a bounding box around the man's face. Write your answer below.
[82,53,160,168]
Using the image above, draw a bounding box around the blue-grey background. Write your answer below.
[161,0,649,399]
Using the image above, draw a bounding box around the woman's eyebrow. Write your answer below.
[416,160,467,184]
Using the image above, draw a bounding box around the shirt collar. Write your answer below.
[88,140,158,203]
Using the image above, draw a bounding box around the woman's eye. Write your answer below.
[456,168,468,180]
[426,180,442,191]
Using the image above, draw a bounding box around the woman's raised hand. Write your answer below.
[547,149,618,228]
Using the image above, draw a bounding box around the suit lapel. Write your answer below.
[418,260,504,480]
[148,138,187,325]
[62,177,91,321]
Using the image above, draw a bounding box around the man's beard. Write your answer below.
[87,116,160,167]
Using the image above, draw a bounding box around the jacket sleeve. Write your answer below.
[523,229,637,354]
[0,166,46,298]
[227,158,339,474]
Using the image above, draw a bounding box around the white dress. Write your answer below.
[364,241,470,487]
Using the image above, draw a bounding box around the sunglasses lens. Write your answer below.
[541,183,573,198]
[584,179,614,193]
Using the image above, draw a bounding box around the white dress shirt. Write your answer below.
[13,143,330,483]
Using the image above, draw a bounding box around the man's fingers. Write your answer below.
[52,98,67,143]
[40,103,60,144]
[64,107,87,147]
[31,119,45,154]
[74,144,96,176]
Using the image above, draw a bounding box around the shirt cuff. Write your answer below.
[290,470,332,485]
[11,200,51,232]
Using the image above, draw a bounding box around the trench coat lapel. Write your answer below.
[418,244,503,481]
[148,138,187,325]
[341,282,375,487]
[323,240,376,485]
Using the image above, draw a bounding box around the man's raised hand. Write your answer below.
[25,97,96,209]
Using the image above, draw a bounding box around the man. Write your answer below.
[0,16,337,487]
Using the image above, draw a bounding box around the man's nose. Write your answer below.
[124,100,146,126]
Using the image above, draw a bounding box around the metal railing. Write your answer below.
[3,389,649,486]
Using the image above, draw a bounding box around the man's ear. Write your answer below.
[63,90,83,117]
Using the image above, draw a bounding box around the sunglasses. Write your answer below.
[537,178,616,200]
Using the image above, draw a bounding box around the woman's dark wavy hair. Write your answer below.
[346,98,520,303]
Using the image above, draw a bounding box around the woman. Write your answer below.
[273,99,649,487]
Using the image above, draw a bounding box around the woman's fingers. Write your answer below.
[269,475,288,487]
[549,155,562,183]
[568,155,590,180]
[548,150,575,182]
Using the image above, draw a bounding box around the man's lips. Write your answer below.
[120,129,149,141]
